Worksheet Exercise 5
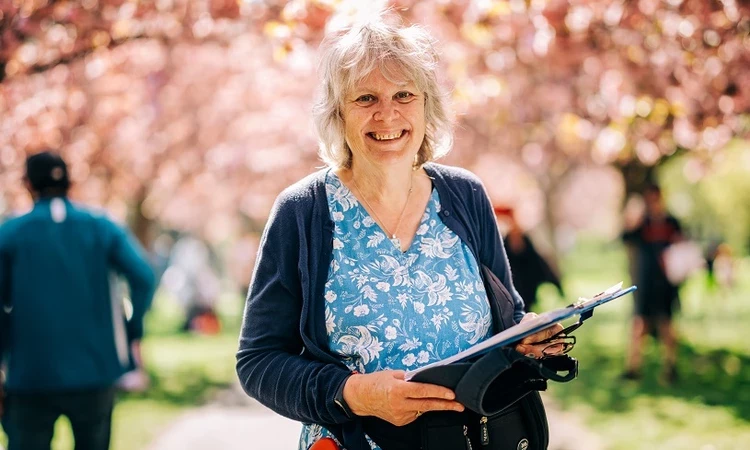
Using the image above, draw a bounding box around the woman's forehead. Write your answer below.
[348,65,417,93]
[355,70,409,87]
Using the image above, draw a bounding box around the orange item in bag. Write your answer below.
[309,437,340,450]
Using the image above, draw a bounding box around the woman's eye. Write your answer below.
[355,94,375,103]
[395,91,414,101]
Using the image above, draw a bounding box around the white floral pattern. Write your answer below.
[299,171,493,450]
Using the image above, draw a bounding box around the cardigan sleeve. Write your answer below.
[472,177,527,323]
[236,190,353,425]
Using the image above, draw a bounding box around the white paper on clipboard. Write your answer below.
[404,282,636,381]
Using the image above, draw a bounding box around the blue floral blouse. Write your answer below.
[299,171,493,450]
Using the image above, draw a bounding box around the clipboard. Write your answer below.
[405,282,636,381]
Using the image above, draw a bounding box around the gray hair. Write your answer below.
[313,15,453,169]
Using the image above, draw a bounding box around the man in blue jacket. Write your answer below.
[0,151,156,450]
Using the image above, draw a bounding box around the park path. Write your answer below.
[145,381,604,450]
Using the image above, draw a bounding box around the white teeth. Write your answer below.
[371,131,403,140]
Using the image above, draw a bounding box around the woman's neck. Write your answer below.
[347,159,415,204]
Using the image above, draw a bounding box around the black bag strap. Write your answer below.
[531,354,578,383]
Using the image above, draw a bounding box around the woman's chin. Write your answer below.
[364,151,417,167]
[357,142,421,166]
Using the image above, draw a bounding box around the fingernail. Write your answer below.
[526,353,535,358]
[446,392,455,400]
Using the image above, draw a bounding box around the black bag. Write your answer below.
[411,346,577,450]
[418,400,535,450]
[412,346,577,416]
[362,347,577,450]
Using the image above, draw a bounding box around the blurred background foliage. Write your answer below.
[660,139,750,253]
[1,0,750,449]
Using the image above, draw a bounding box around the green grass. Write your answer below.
[540,239,750,450]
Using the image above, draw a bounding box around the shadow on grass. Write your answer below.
[552,339,750,421]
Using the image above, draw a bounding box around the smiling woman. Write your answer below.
[313,16,452,172]
[236,11,565,450]
[342,70,426,170]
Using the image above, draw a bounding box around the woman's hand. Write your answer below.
[342,370,464,426]
[514,312,565,359]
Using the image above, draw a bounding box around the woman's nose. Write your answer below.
[373,100,399,122]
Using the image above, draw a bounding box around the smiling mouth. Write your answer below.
[367,130,406,141]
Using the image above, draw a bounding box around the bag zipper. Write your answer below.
[525,393,550,449]
[480,416,489,446]
[463,425,474,450]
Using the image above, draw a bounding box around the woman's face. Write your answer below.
[342,68,426,168]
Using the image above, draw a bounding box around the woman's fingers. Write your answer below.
[407,398,465,413]
[399,380,456,400]
[537,340,567,355]
[514,342,545,358]
[519,322,563,346]
[539,322,564,340]
[515,314,565,358]
[515,339,563,358]
[390,399,464,426]
[342,370,463,426]
[390,370,407,380]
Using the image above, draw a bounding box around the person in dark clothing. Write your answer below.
[494,207,563,313]
[0,151,156,450]
[621,185,682,384]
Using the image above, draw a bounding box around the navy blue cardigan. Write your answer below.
[236,163,525,449]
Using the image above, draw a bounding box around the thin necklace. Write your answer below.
[352,172,414,244]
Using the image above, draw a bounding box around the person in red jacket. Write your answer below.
[493,207,564,313]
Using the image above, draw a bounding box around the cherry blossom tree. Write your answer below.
[1,0,748,256]
[253,0,749,242]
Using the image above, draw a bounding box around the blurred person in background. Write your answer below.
[160,234,221,335]
[0,151,156,450]
[621,184,682,384]
[493,207,564,313]
[237,15,567,450]
[227,232,259,304]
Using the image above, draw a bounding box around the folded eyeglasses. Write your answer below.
[531,307,596,358]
